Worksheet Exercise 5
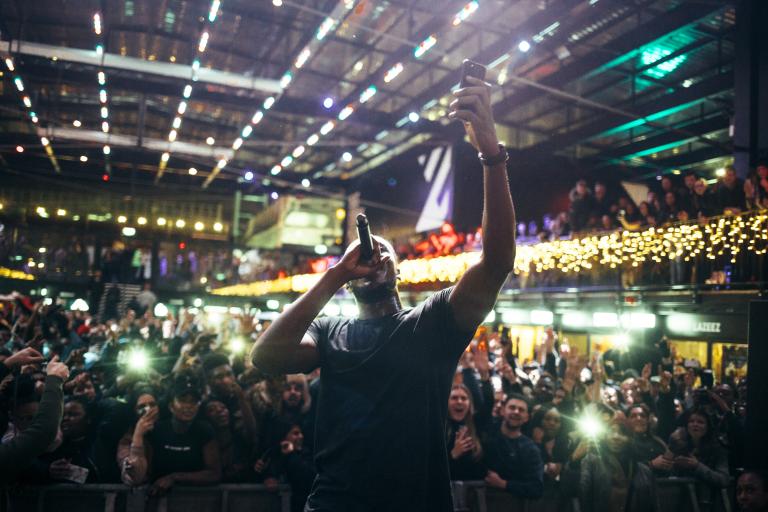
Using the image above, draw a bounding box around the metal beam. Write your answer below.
[590,115,729,163]
[632,146,729,178]
[511,30,731,128]
[517,72,732,158]
[36,126,235,161]
[267,0,469,185]
[12,59,427,134]
[492,2,726,119]
[0,40,282,94]
[306,0,630,179]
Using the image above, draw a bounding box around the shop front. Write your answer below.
[663,312,748,383]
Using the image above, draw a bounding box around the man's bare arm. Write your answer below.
[447,77,516,332]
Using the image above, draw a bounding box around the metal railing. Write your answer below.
[2,478,733,512]
[2,484,291,512]
[452,477,732,512]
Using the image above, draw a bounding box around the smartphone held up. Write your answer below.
[460,59,487,88]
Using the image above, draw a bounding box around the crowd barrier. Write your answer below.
[0,484,291,512]
[1,478,732,512]
[453,478,732,512]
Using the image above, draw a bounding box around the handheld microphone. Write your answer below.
[356,214,374,262]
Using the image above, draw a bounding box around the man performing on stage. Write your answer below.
[251,76,516,512]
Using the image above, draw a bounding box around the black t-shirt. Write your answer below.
[148,418,214,479]
[717,181,746,211]
[305,288,474,512]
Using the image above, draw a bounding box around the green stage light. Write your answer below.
[641,47,686,79]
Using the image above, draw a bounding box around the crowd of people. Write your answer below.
[0,223,237,289]
[3,163,766,294]
[525,163,768,241]
[0,220,339,288]
[394,164,768,264]
[0,293,763,511]
[564,164,767,236]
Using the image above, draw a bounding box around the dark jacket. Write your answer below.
[483,431,544,499]
[716,181,746,212]
[0,376,64,481]
[446,420,487,481]
[631,434,669,476]
[579,452,660,512]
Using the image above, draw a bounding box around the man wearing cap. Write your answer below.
[252,77,516,511]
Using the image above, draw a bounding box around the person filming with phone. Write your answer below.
[250,61,516,511]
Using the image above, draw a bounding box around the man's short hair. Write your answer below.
[739,469,768,491]
[202,352,230,376]
[503,393,531,412]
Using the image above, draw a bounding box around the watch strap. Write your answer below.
[478,143,508,167]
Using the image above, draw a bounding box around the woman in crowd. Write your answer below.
[639,201,654,226]
[203,397,252,481]
[579,415,660,512]
[690,178,715,218]
[659,192,681,225]
[530,404,571,485]
[669,408,730,509]
[445,383,487,481]
[568,403,616,468]
[117,384,160,485]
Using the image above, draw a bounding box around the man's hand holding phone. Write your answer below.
[450,60,500,157]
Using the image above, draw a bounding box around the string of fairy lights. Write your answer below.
[1,55,61,173]
[201,0,356,188]
[0,267,35,281]
[212,211,768,297]
[157,0,224,182]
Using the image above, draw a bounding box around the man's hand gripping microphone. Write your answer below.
[356,214,374,262]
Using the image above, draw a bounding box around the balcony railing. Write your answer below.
[213,211,768,297]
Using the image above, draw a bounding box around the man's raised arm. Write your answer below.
[250,243,390,374]
[447,76,516,332]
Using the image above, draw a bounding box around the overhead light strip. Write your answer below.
[1,55,61,173]
[268,0,483,177]
[92,12,113,176]
[314,1,575,179]
[202,0,354,188]
[157,0,224,183]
